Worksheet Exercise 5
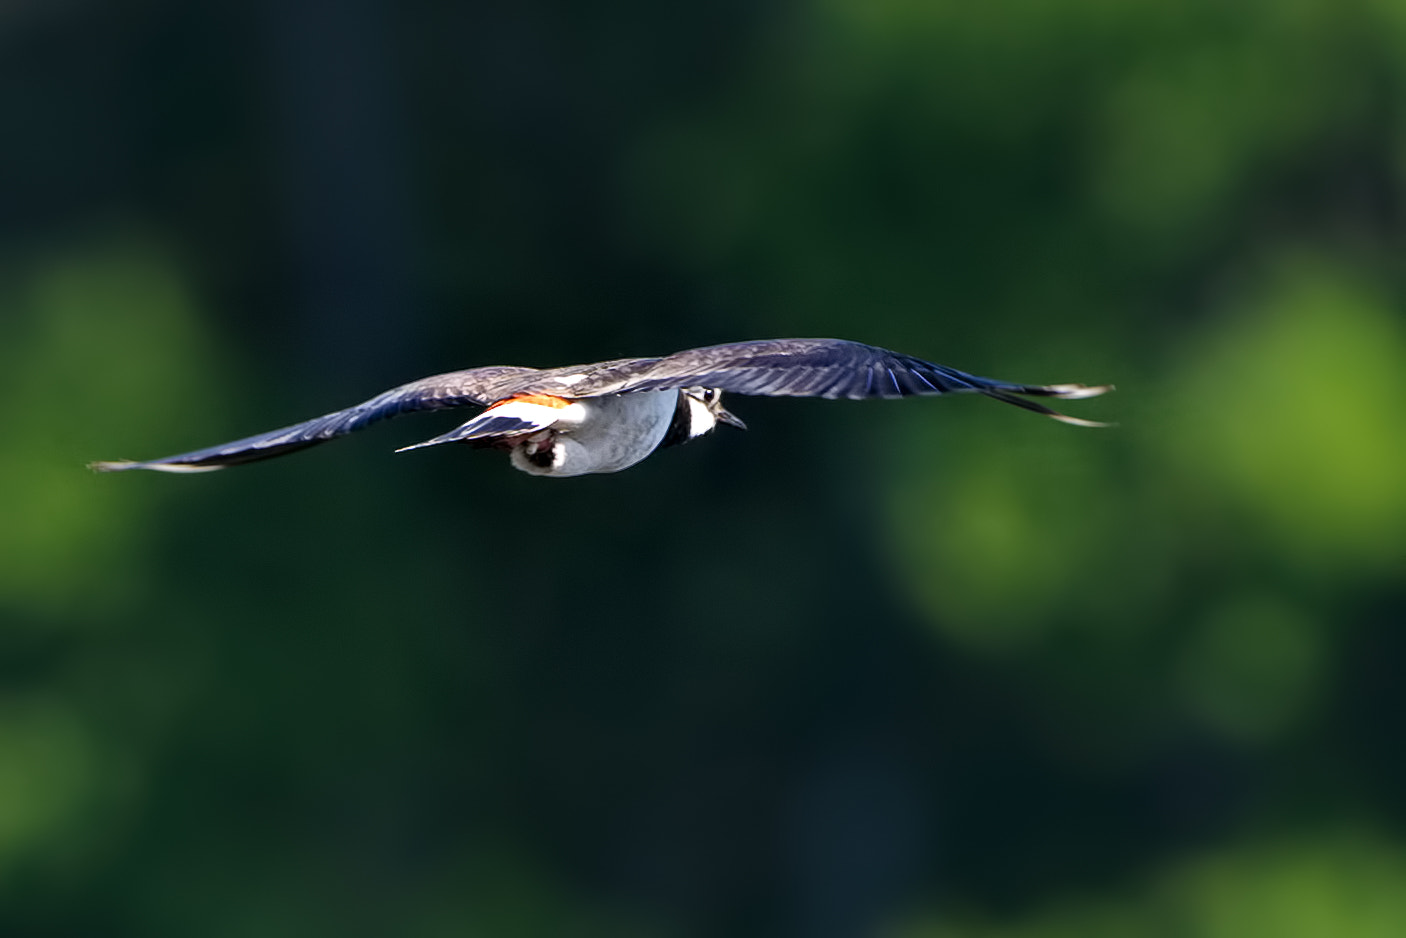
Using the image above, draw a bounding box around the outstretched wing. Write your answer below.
[89,366,541,472]
[566,339,1112,425]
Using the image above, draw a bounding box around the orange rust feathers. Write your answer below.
[491,393,574,410]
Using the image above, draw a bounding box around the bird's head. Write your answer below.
[683,387,747,440]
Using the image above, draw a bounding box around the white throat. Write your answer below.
[685,395,718,439]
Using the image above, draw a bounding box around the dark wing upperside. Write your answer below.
[90,365,541,472]
[563,339,1112,425]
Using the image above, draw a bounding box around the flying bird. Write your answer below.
[90,338,1111,478]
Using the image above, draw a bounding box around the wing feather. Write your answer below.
[571,338,1111,422]
[89,366,540,472]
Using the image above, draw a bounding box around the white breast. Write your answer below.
[509,392,676,477]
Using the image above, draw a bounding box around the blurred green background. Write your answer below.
[3,1,1405,936]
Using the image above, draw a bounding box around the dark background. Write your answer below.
[3,2,1405,936]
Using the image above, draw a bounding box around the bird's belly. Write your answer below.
[510,392,675,477]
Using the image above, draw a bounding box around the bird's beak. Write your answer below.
[716,407,747,430]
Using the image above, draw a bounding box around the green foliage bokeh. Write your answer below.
[1,1,1404,935]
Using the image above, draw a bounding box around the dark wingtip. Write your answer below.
[88,459,226,474]
[980,385,1115,427]
[1034,383,1115,400]
[1046,413,1117,429]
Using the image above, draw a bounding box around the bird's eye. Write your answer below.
[703,389,718,403]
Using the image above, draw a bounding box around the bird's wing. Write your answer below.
[566,339,1112,425]
[89,366,541,472]
[394,396,568,453]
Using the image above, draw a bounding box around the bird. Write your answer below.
[89,338,1112,478]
